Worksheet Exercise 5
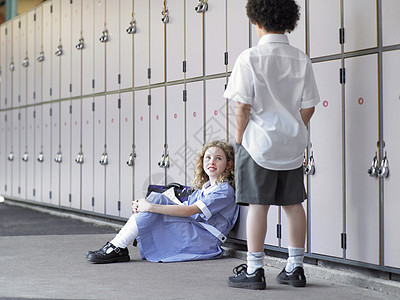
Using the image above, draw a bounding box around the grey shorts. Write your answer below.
[235,144,306,206]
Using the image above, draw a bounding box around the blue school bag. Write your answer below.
[146,182,194,203]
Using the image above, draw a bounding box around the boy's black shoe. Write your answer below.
[276,266,306,287]
[227,264,266,290]
[86,242,130,264]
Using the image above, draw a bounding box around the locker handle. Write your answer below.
[161,8,169,24]
[99,152,108,165]
[367,152,378,177]
[126,153,135,166]
[126,19,137,34]
[22,152,29,162]
[99,29,109,43]
[8,152,14,161]
[75,152,84,164]
[54,152,62,163]
[304,152,315,175]
[9,62,15,72]
[55,45,63,56]
[37,152,44,162]
[377,152,389,178]
[37,51,45,62]
[195,0,208,13]
[22,57,29,67]
[76,38,85,50]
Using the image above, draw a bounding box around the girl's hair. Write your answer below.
[192,140,235,190]
[246,0,300,33]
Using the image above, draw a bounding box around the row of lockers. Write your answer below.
[1,0,400,109]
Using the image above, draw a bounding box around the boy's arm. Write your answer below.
[235,102,251,144]
[300,106,315,127]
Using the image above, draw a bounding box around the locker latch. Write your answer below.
[55,45,63,56]
[75,152,84,164]
[99,152,109,165]
[9,62,15,72]
[367,152,379,177]
[22,152,29,162]
[54,151,62,163]
[76,37,85,50]
[377,151,389,178]
[37,152,44,162]
[7,152,14,161]
[99,29,109,43]
[126,152,136,166]
[37,51,45,62]
[126,18,137,34]
[161,2,169,24]
[22,57,29,67]
[158,145,170,169]
[195,0,208,13]
[304,151,315,175]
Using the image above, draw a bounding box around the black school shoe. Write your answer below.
[227,264,266,290]
[276,266,307,287]
[86,242,130,264]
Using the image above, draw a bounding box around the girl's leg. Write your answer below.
[110,214,139,249]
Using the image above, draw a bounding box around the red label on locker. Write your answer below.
[125,118,128,122]
[323,101,328,107]
[174,113,177,119]
[111,118,114,123]
[140,116,143,121]
[156,115,159,120]
[358,97,364,105]
[193,112,197,118]
[214,110,218,116]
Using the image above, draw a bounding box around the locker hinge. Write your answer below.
[224,83,227,90]
[50,88,52,96]
[49,191,52,199]
[183,89,187,102]
[33,110,36,118]
[92,102,95,112]
[5,27,7,35]
[4,185,7,192]
[5,114,7,122]
[341,233,347,249]
[70,83,72,93]
[147,68,151,79]
[183,61,186,73]
[92,79,95,89]
[34,13,36,21]
[118,98,121,109]
[33,91,36,100]
[277,224,282,239]
[148,94,151,106]
[18,112,21,120]
[5,97,7,105]
[19,21,21,29]
[92,197,95,207]
[33,188,36,196]
[118,74,121,84]
[18,95,21,103]
[69,194,72,202]
[339,28,345,45]
[224,52,228,66]
[18,186,21,194]
[50,108,53,116]
[118,201,121,211]
[340,68,345,84]
[50,5,53,13]
[70,0,73,4]
[70,105,72,114]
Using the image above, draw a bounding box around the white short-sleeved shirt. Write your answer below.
[224,34,320,170]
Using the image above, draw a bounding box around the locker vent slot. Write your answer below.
[341,233,347,249]
[339,28,345,45]
[277,224,282,239]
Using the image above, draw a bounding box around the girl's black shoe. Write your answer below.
[86,242,130,264]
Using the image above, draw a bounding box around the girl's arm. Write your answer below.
[133,198,201,217]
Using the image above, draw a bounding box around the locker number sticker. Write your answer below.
[358,97,364,105]
[323,101,328,107]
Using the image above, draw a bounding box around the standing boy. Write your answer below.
[224,0,320,290]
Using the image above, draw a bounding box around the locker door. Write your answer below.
[12,18,21,108]
[106,0,120,92]
[120,92,133,218]
[0,24,6,108]
[60,0,72,99]
[71,99,82,209]
[382,0,400,47]
[60,101,71,207]
[186,81,203,184]
[93,0,105,94]
[42,1,52,103]
[19,15,28,107]
[149,0,165,84]
[0,111,4,195]
[287,0,305,53]
[309,60,343,258]
[309,0,341,58]
[27,11,36,105]
[42,103,52,203]
[166,0,185,82]
[119,0,133,90]
[71,0,82,98]
[204,0,225,75]
[12,109,20,197]
[105,94,120,216]
[5,23,13,109]
[34,106,43,202]
[227,0,249,72]
[382,50,400,269]
[343,0,377,52]
[134,89,150,199]
[20,108,27,199]
[133,0,149,87]
[51,102,61,205]
[93,96,106,213]
[185,0,203,79]
[81,97,95,212]
[227,96,235,144]
[26,107,36,200]
[150,87,165,185]
[205,78,227,142]
[4,112,13,197]
[35,6,43,103]
[345,54,379,265]
[82,0,94,96]
[166,84,185,184]
[51,0,61,100]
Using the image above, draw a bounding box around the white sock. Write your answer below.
[110,214,139,249]
[285,246,305,273]
[247,252,265,274]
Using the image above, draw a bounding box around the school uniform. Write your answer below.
[135,181,238,262]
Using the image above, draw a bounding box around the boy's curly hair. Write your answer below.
[246,0,300,33]
[192,140,235,190]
